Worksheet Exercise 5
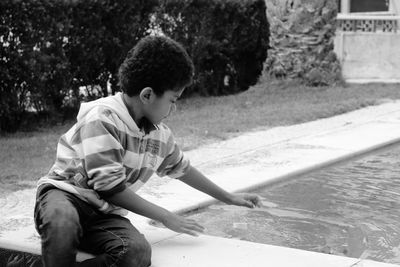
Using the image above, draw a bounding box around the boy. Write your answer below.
[34,35,260,267]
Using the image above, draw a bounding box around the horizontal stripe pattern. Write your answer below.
[39,98,190,214]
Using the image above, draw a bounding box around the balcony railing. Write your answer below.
[337,13,400,33]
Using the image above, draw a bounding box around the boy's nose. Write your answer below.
[168,103,177,116]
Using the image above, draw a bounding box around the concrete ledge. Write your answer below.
[152,234,400,267]
[345,79,400,84]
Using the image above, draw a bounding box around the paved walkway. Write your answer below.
[1,101,400,266]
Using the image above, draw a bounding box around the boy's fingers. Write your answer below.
[252,197,262,207]
[247,201,255,208]
[180,226,200,236]
[179,222,204,236]
[193,222,205,231]
[186,222,205,233]
[185,219,205,231]
[244,194,261,208]
[240,199,255,208]
[186,230,199,237]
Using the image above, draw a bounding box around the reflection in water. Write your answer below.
[186,147,400,264]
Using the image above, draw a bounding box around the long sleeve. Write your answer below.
[156,131,190,179]
[71,110,127,197]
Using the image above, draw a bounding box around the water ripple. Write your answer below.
[187,146,400,264]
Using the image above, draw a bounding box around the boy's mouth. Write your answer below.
[162,113,171,121]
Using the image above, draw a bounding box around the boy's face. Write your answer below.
[144,88,184,124]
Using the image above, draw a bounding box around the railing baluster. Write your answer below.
[336,14,400,33]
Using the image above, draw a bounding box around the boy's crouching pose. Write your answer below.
[34,35,260,267]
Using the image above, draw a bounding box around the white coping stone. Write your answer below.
[151,234,400,267]
[1,101,400,266]
[294,121,400,151]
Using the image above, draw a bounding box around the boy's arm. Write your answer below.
[178,166,261,208]
[104,187,204,236]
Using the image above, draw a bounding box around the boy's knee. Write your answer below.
[48,204,79,227]
[37,190,80,229]
[40,203,81,241]
[39,205,81,262]
[120,236,152,267]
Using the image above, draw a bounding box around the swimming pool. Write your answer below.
[185,145,400,264]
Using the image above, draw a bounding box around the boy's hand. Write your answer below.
[161,213,205,237]
[76,188,104,208]
[228,193,261,209]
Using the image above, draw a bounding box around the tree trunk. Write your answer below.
[264,0,343,86]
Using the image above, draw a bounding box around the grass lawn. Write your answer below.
[1,79,400,195]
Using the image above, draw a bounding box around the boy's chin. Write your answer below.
[152,118,164,125]
[158,116,170,123]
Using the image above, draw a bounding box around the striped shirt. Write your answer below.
[37,93,190,215]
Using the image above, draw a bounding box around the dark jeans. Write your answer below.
[34,188,152,267]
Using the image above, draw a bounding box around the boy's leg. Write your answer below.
[78,214,152,267]
[35,188,151,267]
[34,188,84,267]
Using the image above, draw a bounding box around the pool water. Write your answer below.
[185,146,400,264]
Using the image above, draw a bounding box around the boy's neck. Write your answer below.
[122,93,145,126]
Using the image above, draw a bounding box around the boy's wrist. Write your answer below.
[157,209,175,224]
[222,192,235,205]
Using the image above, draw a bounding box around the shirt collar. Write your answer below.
[139,117,157,134]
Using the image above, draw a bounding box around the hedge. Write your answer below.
[1,0,158,132]
[153,0,269,96]
[0,0,269,132]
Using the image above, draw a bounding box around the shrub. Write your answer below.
[0,0,71,131]
[152,0,270,96]
[1,0,269,132]
[0,0,158,132]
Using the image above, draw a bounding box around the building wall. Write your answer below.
[334,32,400,83]
[394,0,400,13]
[335,0,400,83]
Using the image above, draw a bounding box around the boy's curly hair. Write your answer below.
[118,35,194,96]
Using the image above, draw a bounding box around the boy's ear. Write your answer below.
[139,87,155,104]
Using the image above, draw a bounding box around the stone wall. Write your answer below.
[264,0,343,86]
